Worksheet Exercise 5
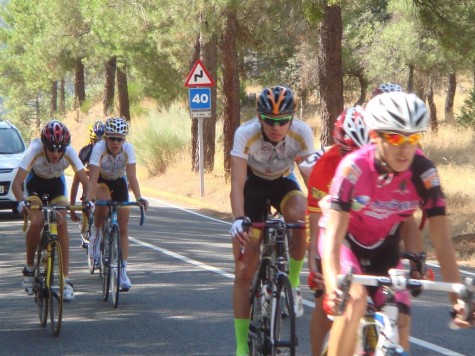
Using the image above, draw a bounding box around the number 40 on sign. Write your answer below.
[189,88,211,110]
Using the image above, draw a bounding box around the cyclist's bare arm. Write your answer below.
[126,163,148,210]
[229,156,250,246]
[85,164,100,201]
[297,153,313,187]
[70,173,81,221]
[428,215,464,307]
[401,214,423,253]
[322,208,350,311]
[12,167,29,214]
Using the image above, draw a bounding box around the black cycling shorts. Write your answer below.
[98,176,129,202]
[243,170,302,222]
[25,172,67,203]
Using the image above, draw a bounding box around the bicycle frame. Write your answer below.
[246,217,305,356]
[23,199,85,336]
[92,200,145,308]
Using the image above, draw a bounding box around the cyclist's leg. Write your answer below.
[25,196,44,267]
[89,183,110,257]
[234,177,267,356]
[281,191,307,287]
[311,295,333,355]
[232,230,261,356]
[322,237,367,356]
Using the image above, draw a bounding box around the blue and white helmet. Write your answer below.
[104,117,129,135]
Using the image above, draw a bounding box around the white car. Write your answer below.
[0,120,26,212]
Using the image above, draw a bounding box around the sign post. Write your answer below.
[185,60,215,197]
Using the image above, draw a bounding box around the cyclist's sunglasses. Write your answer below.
[259,114,293,127]
[106,136,125,142]
[379,132,422,146]
[46,146,66,153]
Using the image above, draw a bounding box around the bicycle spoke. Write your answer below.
[110,226,120,308]
[49,240,63,336]
[272,274,296,356]
[35,245,48,327]
[102,230,111,301]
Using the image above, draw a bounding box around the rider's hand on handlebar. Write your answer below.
[17,200,28,215]
[137,197,149,211]
[82,200,95,214]
[322,289,342,316]
[230,217,251,248]
[451,301,475,329]
[70,210,80,222]
[308,270,324,291]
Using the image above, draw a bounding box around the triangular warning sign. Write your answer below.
[184,59,215,87]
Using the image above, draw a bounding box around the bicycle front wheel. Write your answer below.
[102,229,111,301]
[48,239,64,336]
[109,225,121,308]
[271,273,296,356]
[34,244,48,327]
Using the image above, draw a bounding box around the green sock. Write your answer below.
[288,257,304,289]
[234,318,250,356]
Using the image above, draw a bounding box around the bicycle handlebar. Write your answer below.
[23,203,87,232]
[93,200,146,226]
[337,270,475,324]
[242,219,306,231]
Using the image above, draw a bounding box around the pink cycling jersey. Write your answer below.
[320,144,445,248]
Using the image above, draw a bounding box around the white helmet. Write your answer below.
[105,117,129,135]
[364,92,429,134]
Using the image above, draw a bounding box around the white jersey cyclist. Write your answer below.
[19,138,84,178]
[231,117,314,180]
[89,139,136,180]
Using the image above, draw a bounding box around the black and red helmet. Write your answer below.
[257,86,297,115]
[333,106,369,151]
[41,120,71,151]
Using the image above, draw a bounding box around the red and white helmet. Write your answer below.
[333,106,369,151]
[41,120,71,151]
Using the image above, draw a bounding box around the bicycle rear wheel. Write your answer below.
[48,239,64,336]
[102,229,111,301]
[271,273,296,356]
[109,225,121,308]
[34,245,48,327]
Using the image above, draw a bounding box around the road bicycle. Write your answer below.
[91,200,145,308]
[243,212,305,356]
[322,254,475,356]
[23,198,85,336]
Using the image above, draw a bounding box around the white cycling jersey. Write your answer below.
[89,139,136,180]
[19,138,84,179]
[230,117,314,180]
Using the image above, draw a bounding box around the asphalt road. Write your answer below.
[0,197,474,355]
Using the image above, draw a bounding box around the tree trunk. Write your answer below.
[191,33,201,172]
[117,60,131,122]
[222,8,240,182]
[354,69,368,106]
[103,56,117,117]
[427,78,438,132]
[74,57,86,109]
[407,64,415,93]
[59,78,65,115]
[318,4,344,146]
[201,34,218,172]
[444,72,456,122]
[51,81,57,115]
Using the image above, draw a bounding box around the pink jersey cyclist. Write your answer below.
[318,144,444,309]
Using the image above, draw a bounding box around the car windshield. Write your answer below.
[0,128,25,154]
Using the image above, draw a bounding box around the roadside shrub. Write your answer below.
[129,103,190,176]
[456,88,475,126]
